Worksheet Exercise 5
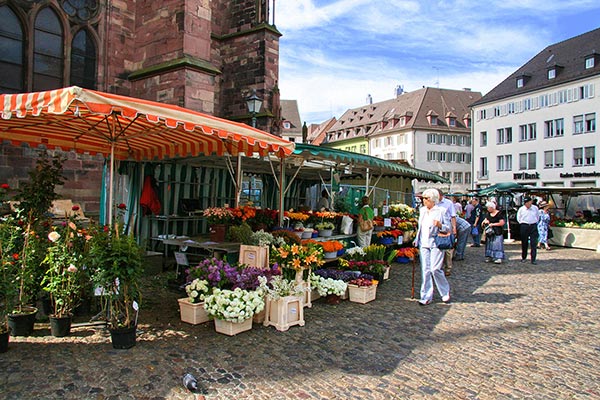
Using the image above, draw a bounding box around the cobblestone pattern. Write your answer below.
[1,243,600,399]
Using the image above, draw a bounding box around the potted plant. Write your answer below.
[315,221,335,237]
[259,275,305,331]
[0,213,21,351]
[202,207,234,242]
[41,223,84,337]
[347,277,378,304]
[88,223,144,349]
[311,274,347,304]
[203,287,265,336]
[178,278,211,325]
[320,240,344,259]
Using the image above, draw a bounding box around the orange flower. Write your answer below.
[278,248,289,258]
[292,258,302,270]
[290,244,300,255]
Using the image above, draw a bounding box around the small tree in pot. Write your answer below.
[87,222,143,348]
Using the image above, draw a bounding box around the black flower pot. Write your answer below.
[8,307,37,337]
[0,328,10,353]
[110,325,137,349]
[49,314,72,337]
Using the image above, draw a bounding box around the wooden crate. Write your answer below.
[178,298,209,325]
[263,295,305,332]
[239,245,269,269]
[214,318,253,336]
[348,284,377,304]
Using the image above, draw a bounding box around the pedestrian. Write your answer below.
[468,197,483,247]
[436,189,457,276]
[413,188,451,305]
[517,196,539,264]
[481,201,505,264]
[464,198,474,221]
[452,215,471,261]
[357,195,374,248]
[452,196,463,216]
[317,189,330,211]
[537,200,551,250]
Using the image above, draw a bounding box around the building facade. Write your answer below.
[471,28,600,189]
[325,87,481,193]
[0,0,281,213]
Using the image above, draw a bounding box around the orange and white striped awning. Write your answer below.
[0,86,295,160]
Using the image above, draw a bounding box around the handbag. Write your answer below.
[471,226,479,235]
[548,228,554,239]
[434,232,455,250]
[484,226,495,236]
[359,217,374,232]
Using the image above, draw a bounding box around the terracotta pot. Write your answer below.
[209,224,227,242]
[325,294,341,305]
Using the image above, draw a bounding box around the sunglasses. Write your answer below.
[422,197,430,200]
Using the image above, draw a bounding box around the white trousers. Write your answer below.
[419,246,450,302]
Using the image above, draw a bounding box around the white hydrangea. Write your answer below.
[313,276,347,297]
[203,287,265,323]
[185,279,210,303]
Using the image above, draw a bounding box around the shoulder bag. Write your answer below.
[434,231,455,249]
[359,217,374,232]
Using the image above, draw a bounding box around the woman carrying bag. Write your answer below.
[357,196,374,248]
[482,201,506,264]
[413,188,452,305]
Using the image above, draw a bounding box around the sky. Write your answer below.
[275,0,600,125]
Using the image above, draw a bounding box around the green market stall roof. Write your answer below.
[291,143,448,183]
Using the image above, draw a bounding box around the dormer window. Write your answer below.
[548,68,556,79]
[516,77,524,88]
[283,121,291,129]
[426,110,438,126]
[586,57,595,69]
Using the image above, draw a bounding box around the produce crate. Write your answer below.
[348,284,377,304]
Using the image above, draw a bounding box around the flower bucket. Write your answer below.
[49,314,72,337]
[324,251,337,259]
[178,298,209,325]
[325,294,341,304]
[396,256,410,264]
[293,231,303,239]
[337,248,346,257]
[263,295,304,332]
[311,232,319,238]
[8,307,37,337]
[379,237,394,245]
[0,329,9,353]
[348,284,377,304]
[110,325,137,349]
[318,229,333,237]
[301,231,313,239]
[214,318,252,336]
[209,224,227,242]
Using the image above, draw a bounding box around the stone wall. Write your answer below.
[0,146,103,216]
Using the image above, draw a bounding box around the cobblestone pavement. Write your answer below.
[2,243,600,399]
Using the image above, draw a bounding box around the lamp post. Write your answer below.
[245,89,262,128]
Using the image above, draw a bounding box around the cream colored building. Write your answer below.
[326,87,481,193]
[472,28,600,189]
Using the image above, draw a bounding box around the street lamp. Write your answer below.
[245,89,262,128]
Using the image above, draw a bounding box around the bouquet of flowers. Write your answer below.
[348,277,375,287]
[285,211,309,223]
[270,242,325,271]
[376,229,403,238]
[344,246,365,261]
[203,207,234,225]
[387,203,416,219]
[203,287,265,323]
[258,275,305,300]
[319,240,344,253]
[315,221,335,230]
[231,205,256,223]
[310,274,347,297]
[185,278,210,303]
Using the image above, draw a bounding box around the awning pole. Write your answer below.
[108,115,115,224]
[278,158,286,226]
[235,153,243,208]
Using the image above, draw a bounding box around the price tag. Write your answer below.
[382,205,389,215]
[384,218,391,227]
[397,235,403,245]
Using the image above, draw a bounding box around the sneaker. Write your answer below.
[494,259,502,264]
[484,257,492,263]
[442,295,451,303]
[520,259,527,263]
[531,261,537,265]
[418,299,432,306]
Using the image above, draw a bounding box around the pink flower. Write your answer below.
[48,231,61,242]
[72,205,80,211]
[1,183,9,189]
[67,264,78,273]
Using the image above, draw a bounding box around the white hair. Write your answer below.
[422,188,440,205]
[485,201,497,209]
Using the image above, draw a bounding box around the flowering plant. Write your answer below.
[390,247,419,260]
[315,221,335,230]
[231,205,256,222]
[203,207,234,225]
[348,277,375,287]
[387,203,416,219]
[319,240,344,253]
[185,278,211,303]
[270,242,325,271]
[203,287,265,323]
[285,211,309,222]
[310,274,347,297]
[187,258,280,290]
[41,223,85,317]
[314,211,338,220]
[250,230,277,247]
[258,275,305,300]
[344,246,365,261]
[376,229,403,238]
